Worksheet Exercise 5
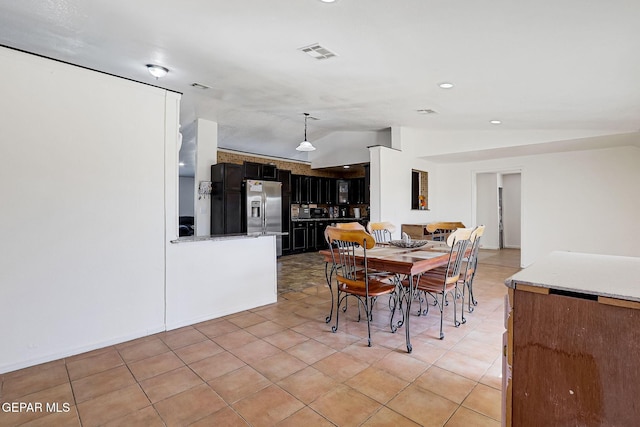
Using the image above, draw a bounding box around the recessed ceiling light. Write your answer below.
[320,0,337,2]
[490,120,502,125]
[438,82,454,89]
[343,165,350,169]
[146,64,169,79]
[179,162,185,166]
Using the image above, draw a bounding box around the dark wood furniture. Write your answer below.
[504,251,640,426]
[401,222,466,241]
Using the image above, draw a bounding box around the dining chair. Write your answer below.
[460,225,485,317]
[335,221,365,230]
[404,227,473,339]
[325,226,396,347]
[366,221,396,245]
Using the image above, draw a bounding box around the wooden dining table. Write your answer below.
[319,241,453,353]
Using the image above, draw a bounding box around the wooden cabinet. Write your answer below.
[291,174,303,204]
[243,161,262,179]
[277,169,291,193]
[292,222,306,251]
[315,220,329,250]
[504,252,640,426]
[211,163,244,234]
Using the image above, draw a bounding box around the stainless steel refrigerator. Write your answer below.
[245,179,283,256]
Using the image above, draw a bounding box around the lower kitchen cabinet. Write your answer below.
[292,222,306,251]
[315,221,329,250]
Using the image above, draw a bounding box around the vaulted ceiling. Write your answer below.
[1,0,639,175]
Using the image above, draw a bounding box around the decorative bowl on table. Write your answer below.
[389,239,429,248]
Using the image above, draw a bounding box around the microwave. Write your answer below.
[310,208,325,218]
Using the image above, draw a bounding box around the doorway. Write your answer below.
[475,171,522,265]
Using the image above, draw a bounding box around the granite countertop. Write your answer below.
[171,232,286,244]
[505,251,640,302]
[292,217,366,222]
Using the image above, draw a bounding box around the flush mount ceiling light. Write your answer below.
[438,82,454,89]
[296,113,316,152]
[146,64,169,79]
[490,119,502,125]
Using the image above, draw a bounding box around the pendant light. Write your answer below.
[296,113,316,151]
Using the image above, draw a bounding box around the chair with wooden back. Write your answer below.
[335,221,365,230]
[404,227,473,339]
[425,221,466,241]
[366,221,396,245]
[325,226,396,347]
[461,225,485,317]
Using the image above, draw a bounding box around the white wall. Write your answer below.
[311,129,391,169]
[179,177,195,217]
[195,119,218,236]
[476,173,500,249]
[0,47,279,374]
[502,173,522,248]
[435,147,640,266]
[0,47,178,373]
[376,128,639,267]
[165,236,277,330]
[369,146,440,240]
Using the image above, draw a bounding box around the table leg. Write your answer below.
[404,275,414,353]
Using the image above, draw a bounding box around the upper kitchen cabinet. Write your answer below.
[211,163,244,234]
[211,162,243,192]
[277,169,291,194]
[291,174,303,204]
[243,161,262,179]
[318,178,336,205]
[243,161,278,180]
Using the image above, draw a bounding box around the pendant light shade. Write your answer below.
[296,113,316,151]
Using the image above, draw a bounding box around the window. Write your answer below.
[411,169,428,210]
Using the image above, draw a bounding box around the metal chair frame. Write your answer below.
[410,228,473,339]
[326,226,396,347]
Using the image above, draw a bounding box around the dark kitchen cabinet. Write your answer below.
[211,163,244,234]
[277,169,291,193]
[349,177,366,204]
[315,220,329,250]
[281,194,291,254]
[292,222,306,251]
[291,174,303,204]
[305,176,319,204]
[306,221,317,250]
[243,161,262,179]
[318,178,336,205]
[363,164,370,204]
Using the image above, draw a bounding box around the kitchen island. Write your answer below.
[503,251,640,426]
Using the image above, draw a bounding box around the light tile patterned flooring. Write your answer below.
[0,249,520,426]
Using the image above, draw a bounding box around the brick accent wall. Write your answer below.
[216,150,364,178]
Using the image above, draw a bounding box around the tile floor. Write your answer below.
[0,249,520,427]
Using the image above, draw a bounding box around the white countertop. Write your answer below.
[505,251,640,302]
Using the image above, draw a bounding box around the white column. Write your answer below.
[195,118,218,236]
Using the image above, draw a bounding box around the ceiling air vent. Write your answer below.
[299,44,337,60]
[417,109,437,115]
[191,82,210,89]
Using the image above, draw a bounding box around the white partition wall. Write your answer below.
[0,47,179,373]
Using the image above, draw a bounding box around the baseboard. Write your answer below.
[0,324,166,374]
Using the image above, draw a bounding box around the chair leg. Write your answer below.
[332,291,344,333]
